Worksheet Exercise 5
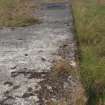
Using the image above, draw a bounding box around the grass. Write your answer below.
[46,99,67,105]
[72,0,105,105]
[52,58,77,77]
[0,0,40,27]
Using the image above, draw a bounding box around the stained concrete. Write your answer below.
[0,1,82,105]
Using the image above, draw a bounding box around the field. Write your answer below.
[72,0,105,104]
[0,0,39,27]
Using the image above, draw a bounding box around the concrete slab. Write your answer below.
[0,1,81,105]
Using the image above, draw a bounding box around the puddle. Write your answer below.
[45,3,66,9]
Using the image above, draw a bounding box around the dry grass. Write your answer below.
[46,99,67,105]
[73,85,87,105]
[51,58,87,105]
[0,0,40,27]
[52,58,77,77]
[97,0,105,5]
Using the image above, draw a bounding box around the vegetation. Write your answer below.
[72,0,105,104]
[52,58,77,77]
[0,0,39,27]
[51,58,86,105]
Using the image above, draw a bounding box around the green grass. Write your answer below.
[72,0,105,105]
[0,0,39,27]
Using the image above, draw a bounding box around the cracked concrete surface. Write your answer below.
[0,1,86,105]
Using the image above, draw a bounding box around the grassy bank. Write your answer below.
[0,0,39,27]
[72,0,105,105]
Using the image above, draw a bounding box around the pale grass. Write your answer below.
[0,0,40,27]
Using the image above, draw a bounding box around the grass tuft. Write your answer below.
[52,58,77,77]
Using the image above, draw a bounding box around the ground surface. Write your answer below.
[0,0,85,105]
